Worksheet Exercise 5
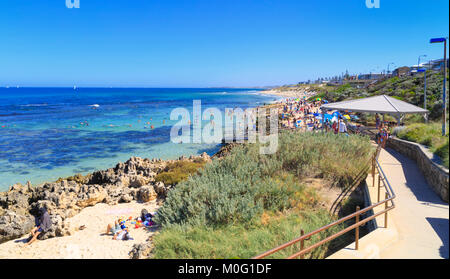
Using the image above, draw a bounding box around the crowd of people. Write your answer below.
[278,97,352,135]
[276,97,391,144]
[280,97,324,132]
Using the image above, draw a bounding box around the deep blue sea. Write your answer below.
[0,87,278,191]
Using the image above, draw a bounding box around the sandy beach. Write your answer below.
[0,201,160,259]
[259,87,318,99]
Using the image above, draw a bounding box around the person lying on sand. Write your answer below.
[24,207,51,247]
[106,218,132,240]
[106,218,126,236]
[113,228,132,240]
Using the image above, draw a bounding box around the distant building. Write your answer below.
[410,58,449,74]
[428,58,449,72]
[357,73,383,80]
[392,66,410,77]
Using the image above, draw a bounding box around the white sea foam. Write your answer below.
[20,104,48,107]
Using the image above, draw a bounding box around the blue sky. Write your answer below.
[0,0,448,87]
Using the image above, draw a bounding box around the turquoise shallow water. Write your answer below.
[0,87,278,191]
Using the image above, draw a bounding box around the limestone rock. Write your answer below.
[76,187,107,208]
[129,241,153,259]
[153,181,168,197]
[137,186,157,203]
[0,210,35,244]
[0,153,213,243]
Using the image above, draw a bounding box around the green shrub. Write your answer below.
[152,209,343,259]
[154,132,373,228]
[434,138,449,168]
[397,122,449,168]
[56,173,90,184]
[154,160,206,185]
[151,131,373,258]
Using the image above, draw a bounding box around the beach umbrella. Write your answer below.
[323,114,333,121]
[316,98,322,101]
[343,114,351,120]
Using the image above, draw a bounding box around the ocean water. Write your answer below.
[0,87,278,191]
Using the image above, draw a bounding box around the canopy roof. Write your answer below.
[320,95,428,115]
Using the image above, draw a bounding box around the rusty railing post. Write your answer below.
[377,175,381,202]
[372,156,376,187]
[355,206,360,250]
[300,229,305,259]
[384,192,389,228]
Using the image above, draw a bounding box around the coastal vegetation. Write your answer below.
[298,71,449,168]
[396,122,449,168]
[151,131,373,259]
[309,71,448,122]
[155,160,207,186]
[56,173,90,184]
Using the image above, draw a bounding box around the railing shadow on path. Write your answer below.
[383,147,447,206]
[426,217,449,259]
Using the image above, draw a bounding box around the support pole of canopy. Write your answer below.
[321,109,325,133]
[394,113,402,127]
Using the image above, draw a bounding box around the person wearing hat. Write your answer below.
[338,118,348,134]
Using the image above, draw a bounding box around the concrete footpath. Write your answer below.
[328,147,449,259]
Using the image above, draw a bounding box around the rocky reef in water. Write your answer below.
[0,152,212,244]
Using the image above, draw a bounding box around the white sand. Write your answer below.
[0,201,160,259]
[259,88,317,99]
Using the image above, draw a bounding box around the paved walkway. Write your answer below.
[328,147,448,259]
[376,147,449,259]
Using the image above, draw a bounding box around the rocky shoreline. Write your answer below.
[0,152,212,245]
[0,98,290,250]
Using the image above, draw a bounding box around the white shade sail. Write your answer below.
[320,95,429,115]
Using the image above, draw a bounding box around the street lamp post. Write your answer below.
[430,37,448,136]
[425,67,428,124]
[418,64,429,122]
[418,55,427,72]
[387,63,395,76]
[423,60,433,113]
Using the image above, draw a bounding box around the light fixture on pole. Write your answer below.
[417,66,428,121]
[418,55,427,72]
[387,63,395,75]
[430,37,448,136]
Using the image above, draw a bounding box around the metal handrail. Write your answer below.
[252,148,396,259]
